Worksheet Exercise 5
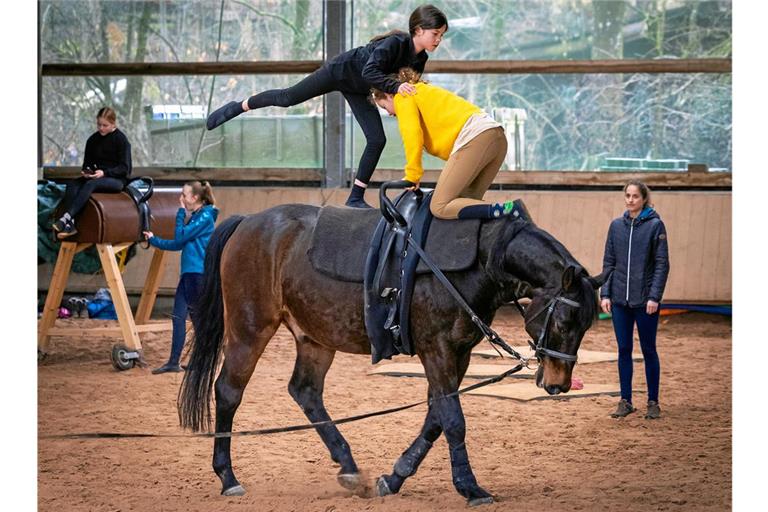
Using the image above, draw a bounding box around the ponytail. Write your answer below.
[186,180,216,206]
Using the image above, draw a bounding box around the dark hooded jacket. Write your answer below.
[600,207,670,308]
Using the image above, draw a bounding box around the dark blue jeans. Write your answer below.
[246,65,385,185]
[168,273,203,365]
[611,304,661,404]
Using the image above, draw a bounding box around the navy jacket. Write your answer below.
[149,205,218,275]
[327,32,428,95]
[600,207,670,308]
[82,128,132,183]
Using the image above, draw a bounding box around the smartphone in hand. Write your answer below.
[83,166,95,175]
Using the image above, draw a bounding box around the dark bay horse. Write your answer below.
[178,204,604,506]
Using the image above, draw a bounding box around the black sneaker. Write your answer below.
[206,100,245,130]
[52,218,67,233]
[645,401,661,419]
[56,221,78,239]
[151,362,183,375]
[345,198,373,209]
[610,399,636,418]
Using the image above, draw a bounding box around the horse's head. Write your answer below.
[523,265,605,395]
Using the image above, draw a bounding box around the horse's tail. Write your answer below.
[178,214,245,432]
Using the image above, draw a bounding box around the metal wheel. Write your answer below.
[111,343,135,371]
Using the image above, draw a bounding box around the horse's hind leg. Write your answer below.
[213,316,280,496]
[287,332,361,490]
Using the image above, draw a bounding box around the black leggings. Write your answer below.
[61,176,125,218]
[247,66,385,185]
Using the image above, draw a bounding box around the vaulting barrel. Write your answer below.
[41,186,185,370]
[57,188,180,243]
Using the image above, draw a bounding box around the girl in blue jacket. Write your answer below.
[144,181,218,374]
[205,4,448,209]
[600,180,670,419]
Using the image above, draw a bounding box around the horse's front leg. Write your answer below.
[433,392,493,506]
[376,402,442,495]
[379,348,494,506]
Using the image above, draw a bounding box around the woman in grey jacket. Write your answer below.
[600,180,670,419]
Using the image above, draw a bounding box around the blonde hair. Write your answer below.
[370,67,425,102]
[186,180,216,206]
[96,107,117,124]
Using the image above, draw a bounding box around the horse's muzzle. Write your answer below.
[535,361,572,395]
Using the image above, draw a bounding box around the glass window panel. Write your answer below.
[351,73,731,172]
[352,0,731,60]
[42,75,324,168]
[40,0,324,64]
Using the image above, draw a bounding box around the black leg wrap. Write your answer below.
[452,462,479,490]
[393,436,433,478]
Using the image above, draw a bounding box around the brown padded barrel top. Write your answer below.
[61,188,181,244]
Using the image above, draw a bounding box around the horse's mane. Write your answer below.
[486,217,599,324]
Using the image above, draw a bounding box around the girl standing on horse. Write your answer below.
[144,181,218,374]
[206,4,448,209]
[52,107,132,239]
[600,180,670,419]
[371,68,527,220]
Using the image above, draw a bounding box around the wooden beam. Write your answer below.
[47,321,177,338]
[42,61,322,76]
[44,166,323,183]
[43,167,732,188]
[371,170,732,188]
[425,58,732,74]
[41,58,731,77]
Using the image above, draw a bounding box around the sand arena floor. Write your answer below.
[38,309,731,511]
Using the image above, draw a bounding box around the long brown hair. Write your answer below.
[370,67,425,102]
[624,180,652,208]
[186,180,216,206]
[370,4,448,42]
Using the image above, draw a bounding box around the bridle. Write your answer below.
[515,292,581,363]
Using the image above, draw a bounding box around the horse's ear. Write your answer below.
[587,269,610,289]
[562,265,577,291]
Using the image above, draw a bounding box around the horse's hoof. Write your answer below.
[222,484,246,496]
[468,496,495,507]
[376,476,393,497]
[337,472,362,490]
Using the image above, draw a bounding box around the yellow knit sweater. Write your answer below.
[393,82,482,183]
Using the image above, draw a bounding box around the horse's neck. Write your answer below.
[506,225,566,289]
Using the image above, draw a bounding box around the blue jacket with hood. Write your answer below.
[148,204,218,275]
[600,207,670,308]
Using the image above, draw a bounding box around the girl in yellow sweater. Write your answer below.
[372,68,518,220]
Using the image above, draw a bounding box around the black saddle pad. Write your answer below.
[308,207,481,283]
